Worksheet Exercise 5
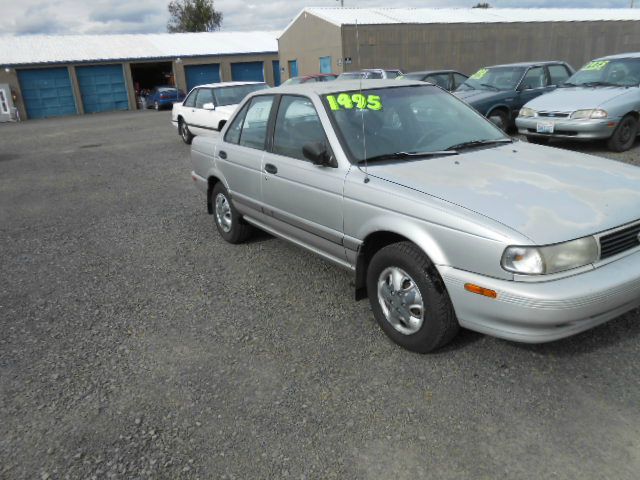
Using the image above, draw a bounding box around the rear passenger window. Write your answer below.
[238,96,274,150]
[183,89,198,107]
[273,96,326,161]
[425,73,449,89]
[452,73,468,90]
[548,65,571,85]
[195,88,213,108]
[224,103,249,145]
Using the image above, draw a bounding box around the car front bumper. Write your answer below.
[516,116,619,140]
[440,249,640,343]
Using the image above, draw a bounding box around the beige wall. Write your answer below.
[340,21,640,75]
[278,13,343,81]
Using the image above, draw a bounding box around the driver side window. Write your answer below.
[273,96,326,161]
[195,88,213,108]
[520,67,546,90]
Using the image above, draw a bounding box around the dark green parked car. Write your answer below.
[454,61,574,130]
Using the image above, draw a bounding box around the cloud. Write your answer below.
[0,0,636,36]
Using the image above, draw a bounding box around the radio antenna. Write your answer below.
[355,19,369,183]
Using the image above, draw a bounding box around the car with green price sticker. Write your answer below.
[189,79,640,353]
[517,53,640,152]
[454,61,574,131]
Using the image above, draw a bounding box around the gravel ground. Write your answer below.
[1,111,640,480]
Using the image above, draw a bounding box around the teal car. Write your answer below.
[454,61,574,130]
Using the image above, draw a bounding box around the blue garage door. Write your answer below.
[185,64,220,91]
[231,62,264,82]
[17,67,76,119]
[272,61,281,86]
[320,56,332,74]
[76,64,129,113]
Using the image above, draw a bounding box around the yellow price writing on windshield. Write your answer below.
[327,93,382,111]
[581,61,609,71]
[470,68,489,80]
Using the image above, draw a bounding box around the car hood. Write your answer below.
[524,87,631,112]
[364,142,640,245]
[454,89,508,106]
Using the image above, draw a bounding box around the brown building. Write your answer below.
[0,31,279,121]
[278,7,640,81]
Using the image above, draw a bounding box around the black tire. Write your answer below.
[210,183,252,244]
[366,242,459,353]
[488,109,510,132]
[607,115,638,152]
[526,136,550,145]
[179,119,193,145]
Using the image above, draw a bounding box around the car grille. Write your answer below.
[537,111,571,118]
[599,222,640,259]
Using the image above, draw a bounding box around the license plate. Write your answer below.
[536,121,555,134]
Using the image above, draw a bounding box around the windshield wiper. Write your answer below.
[445,138,513,151]
[360,151,459,163]
[582,81,620,88]
[480,83,500,91]
[559,81,578,88]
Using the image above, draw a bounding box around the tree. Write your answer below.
[473,2,491,7]
[167,0,222,33]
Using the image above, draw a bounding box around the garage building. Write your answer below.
[279,7,640,81]
[0,31,279,120]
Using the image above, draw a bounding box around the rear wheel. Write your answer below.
[366,242,459,353]
[488,109,509,132]
[211,183,252,244]
[607,115,638,152]
[179,119,193,144]
[526,136,550,145]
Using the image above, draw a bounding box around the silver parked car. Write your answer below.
[517,53,640,151]
[190,80,640,352]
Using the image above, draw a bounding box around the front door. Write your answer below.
[288,60,298,78]
[261,95,346,263]
[515,66,551,115]
[319,56,332,74]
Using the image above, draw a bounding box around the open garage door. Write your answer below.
[76,64,129,114]
[185,64,220,91]
[17,67,76,119]
[231,62,264,82]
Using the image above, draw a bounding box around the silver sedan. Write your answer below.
[190,80,640,352]
[517,52,640,151]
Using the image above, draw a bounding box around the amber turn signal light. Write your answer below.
[464,283,497,299]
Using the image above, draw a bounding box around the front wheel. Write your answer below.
[488,109,509,132]
[179,120,193,144]
[366,242,459,353]
[607,115,638,152]
[211,183,252,244]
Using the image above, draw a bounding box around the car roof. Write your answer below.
[596,52,640,61]
[267,79,425,96]
[195,81,265,88]
[402,70,463,76]
[485,61,565,68]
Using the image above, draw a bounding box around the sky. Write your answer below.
[0,0,635,36]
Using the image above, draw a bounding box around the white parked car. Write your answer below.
[172,82,269,144]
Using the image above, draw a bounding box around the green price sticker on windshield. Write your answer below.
[470,68,489,80]
[581,60,609,71]
[327,93,382,111]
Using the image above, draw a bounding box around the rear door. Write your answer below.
[217,95,275,218]
[260,95,347,262]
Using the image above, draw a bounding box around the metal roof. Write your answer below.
[0,31,279,67]
[284,7,640,32]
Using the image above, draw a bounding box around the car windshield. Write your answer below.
[457,66,526,91]
[323,85,508,163]
[564,58,640,87]
[212,84,268,106]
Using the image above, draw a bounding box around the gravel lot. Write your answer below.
[1,110,640,480]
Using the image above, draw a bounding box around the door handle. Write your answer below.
[264,163,278,175]
[219,150,227,159]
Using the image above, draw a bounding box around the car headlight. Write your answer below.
[519,107,536,118]
[501,236,599,275]
[571,109,608,119]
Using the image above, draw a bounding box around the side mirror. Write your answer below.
[202,102,215,110]
[303,141,334,167]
